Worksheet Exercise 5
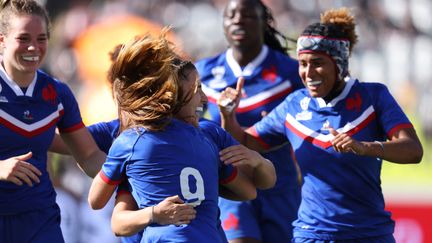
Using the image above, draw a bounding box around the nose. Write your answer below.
[304,64,316,79]
[27,41,37,51]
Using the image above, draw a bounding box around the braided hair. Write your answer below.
[257,0,292,54]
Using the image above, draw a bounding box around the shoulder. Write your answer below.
[195,53,225,71]
[355,80,389,97]
[268,48,298,66]
[37,70,72,94]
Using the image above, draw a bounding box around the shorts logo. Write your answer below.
[222,213,239,231]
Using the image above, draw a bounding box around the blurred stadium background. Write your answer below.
[40,0,431,242]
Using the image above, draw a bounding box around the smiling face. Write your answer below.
[298,52,338,98]
[0,14,48,85]
[176,68,208,127]
[223,0,264,51]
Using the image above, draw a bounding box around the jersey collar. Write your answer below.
[0,62,37,97]
[226,45,269,77]
[315,77,356,108]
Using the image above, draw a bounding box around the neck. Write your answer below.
[323,79,346,103]
[1,62,35,87]
[231,45,262,67]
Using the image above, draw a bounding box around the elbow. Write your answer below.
[111,223,133,237]
[88,197,105,210]
[406,142,423,164]
[247,189,257,200]
[411,146,423,164]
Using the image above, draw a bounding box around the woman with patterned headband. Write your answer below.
[217,7,423,242]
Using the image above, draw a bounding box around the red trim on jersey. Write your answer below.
[387,123,413,138]
[99,171,123,185]
[284,111,377,149]
[0,115,61,138]
[59,122,85,133]
[236,87,292,113]
[247,126,271,150]
[219,167,238,184]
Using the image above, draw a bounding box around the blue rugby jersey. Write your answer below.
[252,78,412,240]
[196,45,303,193]
[98,119,237,242]
[0,67,84,214]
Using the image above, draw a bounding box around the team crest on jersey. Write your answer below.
[42,84,57,105]
[346,93,362,112]
[295,97,312,120]
[261,66,277,83]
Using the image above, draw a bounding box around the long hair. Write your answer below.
[257,0,293,54]
[109,33,179,132]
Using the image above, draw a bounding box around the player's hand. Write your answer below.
[330,128,366,155]
[217,77,244,116]
[153,195,196,226]
[0,152,42,186]
[219,144,264,169]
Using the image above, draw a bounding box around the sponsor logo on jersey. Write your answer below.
[296,97,312,120]
[23,110,33,120]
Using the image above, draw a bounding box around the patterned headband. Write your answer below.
[297,35,350,81]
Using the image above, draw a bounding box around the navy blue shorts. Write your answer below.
[0,204,64,243]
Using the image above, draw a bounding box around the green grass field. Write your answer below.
[381,114,432,204]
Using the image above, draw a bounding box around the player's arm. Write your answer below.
[88,171,117,210]
[112,193,196,236]
[60,127,106,178]
[49,133,70,155]
[330,127,423,164]
[218,77,267,152]
[221,168,257,201]
[219,144,276,190]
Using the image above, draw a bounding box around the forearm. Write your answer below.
[221,113,264,152]
[75,150,106,178]
[88,173,116,209]
[362,138,423,164]
[250,159,276,190]
[112,206,152,236]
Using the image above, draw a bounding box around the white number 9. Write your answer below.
[180,167,205,207]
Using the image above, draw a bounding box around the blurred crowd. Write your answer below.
[40,0,431,242]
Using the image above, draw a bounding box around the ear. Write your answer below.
[0,33,5,48]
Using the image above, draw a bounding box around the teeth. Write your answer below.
[195,107,204,118]
[23,56,39,61]
[307,80,322,86]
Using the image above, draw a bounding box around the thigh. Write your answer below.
[219,198,261,241]
[255,188,301,243]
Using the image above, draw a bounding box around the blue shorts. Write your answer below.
[219,187,301,242]
[0,204,64,243]
[292,234,396,243]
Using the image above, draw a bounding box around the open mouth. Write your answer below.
[307,80,322,87]
[22,56,39,62]
[195,106,204,118]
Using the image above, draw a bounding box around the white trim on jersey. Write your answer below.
[0,103,64,136]
[203,81,293,112]
[226,45,269,77]
[285,105,376,148]
[0,63,38,97]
